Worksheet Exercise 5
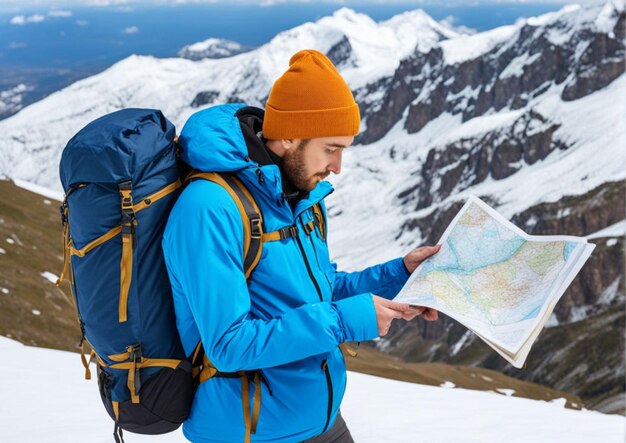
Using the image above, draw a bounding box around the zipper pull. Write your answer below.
[256,168,264,184]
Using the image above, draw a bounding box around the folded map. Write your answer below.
[394,195,595,368]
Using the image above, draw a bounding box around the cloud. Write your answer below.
[10,14,46,25]
[122,26,139,34]
[76,19,89,26]
[8,42,28,49]
[48,10,73,17]
[439,15,477,35]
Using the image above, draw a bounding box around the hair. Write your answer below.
[297,139,311,149]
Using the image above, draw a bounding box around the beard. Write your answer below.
[283,139,329,191]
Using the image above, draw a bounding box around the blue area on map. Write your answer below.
[523,305,541,321]
[564,242,576,261]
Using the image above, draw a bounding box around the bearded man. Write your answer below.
[163,49,438,443]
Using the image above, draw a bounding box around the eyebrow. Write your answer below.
[326,143,348,148]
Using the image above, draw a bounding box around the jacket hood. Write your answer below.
[178,103,251,173]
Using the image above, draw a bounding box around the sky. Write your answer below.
[0,0,609,13]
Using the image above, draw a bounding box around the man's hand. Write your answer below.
[372,295,411,337]
[403,244,442,274]
[402,306,439,322]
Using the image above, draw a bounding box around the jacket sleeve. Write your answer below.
[329,257,411,302]
[162,180,378,372]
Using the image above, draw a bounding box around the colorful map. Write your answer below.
[395,196,595,367]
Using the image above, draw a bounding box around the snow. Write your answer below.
[40,271,59,284]
[440,381,456,388]
[0,337,623,443]
[0,247,5,254]
[526,4,582,27]
[499,52,542,79]
[597,277,622,306]
[186,38,241,54]
[31,309,41,316]
[595,0,625,33]
[586,219,626,240]
[0,83,32,115]
[1,288,8,294]
[451,330,472,356]
[178,38,248,60]
[440,24,518,65]
[5,238,14,245]
[13,178,63,202]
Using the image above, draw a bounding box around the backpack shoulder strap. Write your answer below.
[185,171,263,280]
[312,203,327,241]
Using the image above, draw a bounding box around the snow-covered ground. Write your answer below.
[0,336,623,443]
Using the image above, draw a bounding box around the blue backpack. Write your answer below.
[57,109,194,441]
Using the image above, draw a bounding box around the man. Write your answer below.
[162,49,439,443]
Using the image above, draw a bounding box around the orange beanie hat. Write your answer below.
[262,49,360,139]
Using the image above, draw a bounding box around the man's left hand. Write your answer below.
[403,244,441,274]
[401,306,439,321]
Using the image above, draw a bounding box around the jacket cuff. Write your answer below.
[333,293,378,342]
[392,257,411,280]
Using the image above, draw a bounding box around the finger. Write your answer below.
[382,306,406,320]
[407,306,426,320]
[380,297,407,309]
[423,309,439,321]
[380,298,411,312]
[408,305,425,314]
[401,312,419,321]
[421,244,442,258]
[409,245,441,262]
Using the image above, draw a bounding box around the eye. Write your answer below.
[325,147,337,154]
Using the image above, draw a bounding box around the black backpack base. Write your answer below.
[98,362,194,435]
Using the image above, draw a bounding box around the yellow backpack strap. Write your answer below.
[185,171,263,280]
[118,181,136,324]
[312,203,326,241]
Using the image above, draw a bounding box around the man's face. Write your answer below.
[282,135,353,191]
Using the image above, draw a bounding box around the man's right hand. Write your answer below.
[372,295,411,337]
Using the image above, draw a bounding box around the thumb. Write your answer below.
[416,244,442,260]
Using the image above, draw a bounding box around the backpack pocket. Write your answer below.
[97,360,194,434]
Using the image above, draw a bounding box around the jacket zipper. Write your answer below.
[303,216,333,291]
[295,235,323,302]
[294,231,334,432]
[321,359,333,433]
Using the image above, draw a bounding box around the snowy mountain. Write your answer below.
[177,38,254,60]
[0,1,623,415]
[1,336,624,443]
[0,84,33,120]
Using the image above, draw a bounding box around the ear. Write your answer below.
[282,139,296,151]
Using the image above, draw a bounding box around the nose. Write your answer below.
[328,150,342,174]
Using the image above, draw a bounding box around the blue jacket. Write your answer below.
[162,103,410,442]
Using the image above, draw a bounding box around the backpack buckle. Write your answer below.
[289,226,299,238]
[119,180,135,216]
[127,344,142,395]
[250,217,262,240]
